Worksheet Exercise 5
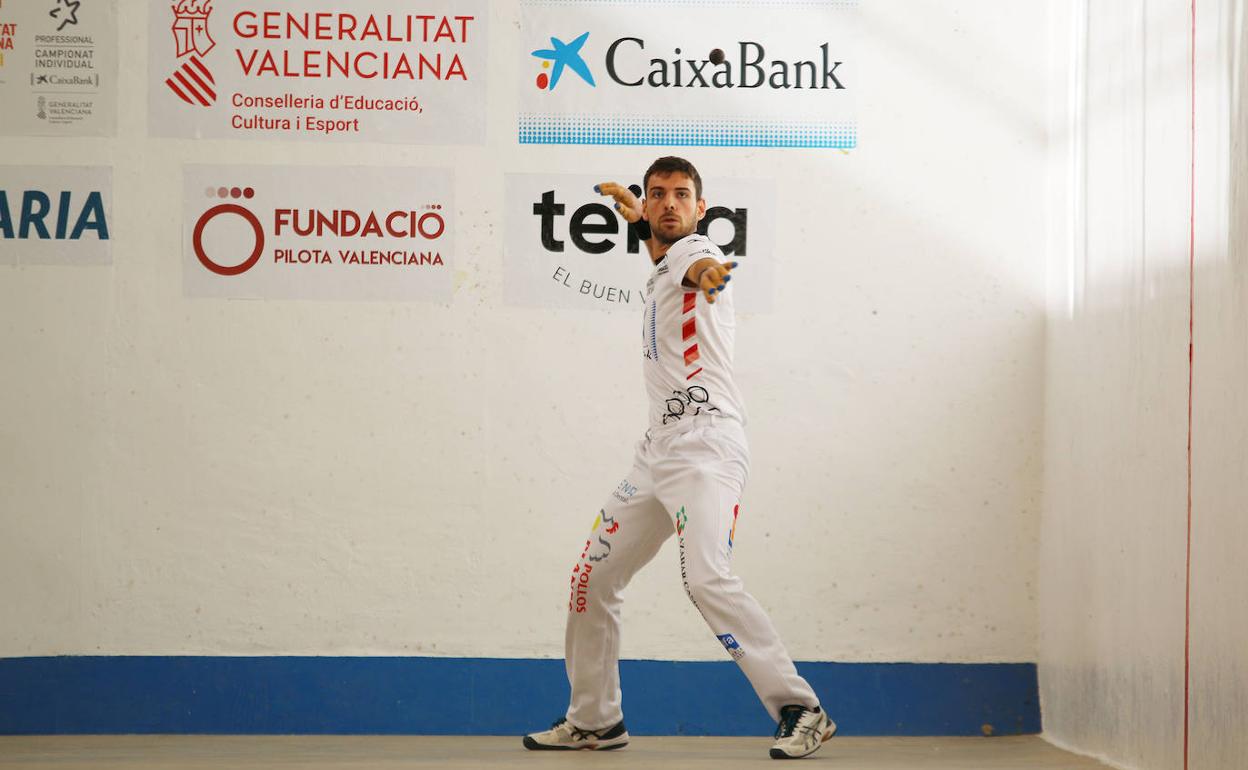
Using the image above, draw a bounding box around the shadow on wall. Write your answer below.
[1038,28,1248,761]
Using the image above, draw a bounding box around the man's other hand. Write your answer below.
[595,182,643,223]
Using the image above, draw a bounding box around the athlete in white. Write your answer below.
[524,157,835,760]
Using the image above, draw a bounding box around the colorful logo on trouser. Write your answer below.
[676,509,704,616]
[569,510,620,612]
[728,503,739,551]
[612,478,638,504]
[586,509,618,562]
[592,509,620,535]
[717,633,746,660]
[570,558,593,613]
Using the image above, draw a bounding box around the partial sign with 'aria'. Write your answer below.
[0,165,112,265]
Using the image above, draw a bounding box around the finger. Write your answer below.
[596,182,627,199]
[597,184,642,223]
[615,187,639,206]
[598,182,640,212]
[704,273,731,296]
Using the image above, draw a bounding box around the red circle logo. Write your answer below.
[193,204,264,276]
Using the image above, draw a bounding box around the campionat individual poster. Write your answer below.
[518,0,857,148]
[149,1,487,144]
[503,173,776,313]
[0,0,118,137]
[183,165,453,301]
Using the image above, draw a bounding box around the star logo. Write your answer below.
[49,0,80,32]
[531,32,595,91]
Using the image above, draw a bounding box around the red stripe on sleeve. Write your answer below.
[682,318,696,341]
[684,344,700,366]
[683,292,696,314]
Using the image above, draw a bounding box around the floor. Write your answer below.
[0,735,1112,769]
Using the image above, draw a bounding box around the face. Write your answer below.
[642,171,706,245]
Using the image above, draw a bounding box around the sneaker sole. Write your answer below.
[523,736,629,751]
[768,719,837,760]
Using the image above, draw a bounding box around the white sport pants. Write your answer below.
[564,418,819,730]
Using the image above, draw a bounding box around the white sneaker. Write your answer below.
[522,717,629,751]
[769,705,836,759]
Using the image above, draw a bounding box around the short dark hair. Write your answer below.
[643,156,703,200]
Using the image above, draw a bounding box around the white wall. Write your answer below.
[1189,5,1248,765]
[1,1,1050,665]
[1039,0,1247,768]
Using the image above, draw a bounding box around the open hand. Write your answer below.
[595,182,643,223]
[693,260,738,304]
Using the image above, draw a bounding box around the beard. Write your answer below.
[653,219,695,245]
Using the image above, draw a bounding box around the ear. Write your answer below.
[695,198,707,222]
[641,197,650,222]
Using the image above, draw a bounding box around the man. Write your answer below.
[523,157,835,760]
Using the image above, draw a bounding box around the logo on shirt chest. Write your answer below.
[663,385,720,425]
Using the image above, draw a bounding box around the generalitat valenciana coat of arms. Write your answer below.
[166,0,217,106]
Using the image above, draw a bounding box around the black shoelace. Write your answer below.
[553,718,603,742]
[774,706,809,739]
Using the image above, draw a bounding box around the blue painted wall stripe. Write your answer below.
[0,657,1039,736]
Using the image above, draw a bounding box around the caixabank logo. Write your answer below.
[530,33,845,93]
[184,166,454,301]
[529,31,594,91]
[518,0,857,148]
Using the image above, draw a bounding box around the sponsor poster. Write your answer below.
[504,173,775,313]
[183,165,452,301]
[149,1,487,144]
[0,0,118,136]
[0,165,112,265]
[518,0,857,148]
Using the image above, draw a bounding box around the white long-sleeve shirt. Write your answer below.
[641,234,746,431]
